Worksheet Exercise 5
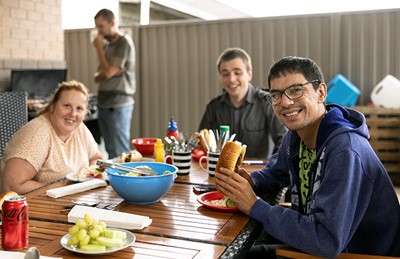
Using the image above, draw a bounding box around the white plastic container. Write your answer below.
[370,75,400,108]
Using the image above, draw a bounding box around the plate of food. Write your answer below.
[60,228,135,255]
[66,165,108,182]
[197,191,239,212]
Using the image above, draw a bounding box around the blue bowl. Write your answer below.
[106,162,178,204]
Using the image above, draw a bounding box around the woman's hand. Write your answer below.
[215,167,258,215]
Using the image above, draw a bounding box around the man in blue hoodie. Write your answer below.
[215,56,400,258]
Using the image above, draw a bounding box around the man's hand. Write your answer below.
[93,34,105,49]
[94,71,105,82]
[237,168,255,189]
[215,167,258,215]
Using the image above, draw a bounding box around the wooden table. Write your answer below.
[0,220,226,259]
[3,161,266,258]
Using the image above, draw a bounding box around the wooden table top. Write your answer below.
[26,181,248,245]
[1,220,226,258]
[4,161,266,258]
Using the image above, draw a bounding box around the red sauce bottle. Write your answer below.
[166,117,179,141]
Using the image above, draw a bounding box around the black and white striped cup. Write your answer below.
[199,151,221,177]
[165,150,192,175]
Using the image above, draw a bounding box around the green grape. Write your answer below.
[67,213,118,249]
[69,234,80,246]
[68,225,80,235]
[67,238,75,246]
[76,219,87,229]
[84,213,93,224]
[78,229,87,241]
[89,229,100,239]
[92,218,99,225]
[93,224,104,234]
[79,234,90,246]
[99,221,107,231]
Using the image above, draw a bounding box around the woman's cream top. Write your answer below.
[0,115,99,184]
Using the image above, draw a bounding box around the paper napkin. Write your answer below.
[46,179,107,198]
[0,250,61,259]
[68,205,152,230]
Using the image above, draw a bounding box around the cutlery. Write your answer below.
[185,132,198,152]
[199,131,210,151]
[169,136,180,150]
[164,136,173,145]
[228,133,236,142]
[24,247,40,259]
[61,201,113,213]
[208,129,217,152]
[216,131,226,151]
[214,129,219,142]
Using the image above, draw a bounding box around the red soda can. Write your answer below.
[2,195,29,250]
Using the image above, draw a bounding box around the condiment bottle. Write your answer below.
[154,138,165,162]
[219,125,230,140]
[166,117,179,141]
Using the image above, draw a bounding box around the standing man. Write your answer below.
[215,56,400,258]
[93,8,136,159]
[199,47,287,159]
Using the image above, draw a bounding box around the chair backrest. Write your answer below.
[0,91,28,158]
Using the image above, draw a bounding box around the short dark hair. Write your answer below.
[217,47,252,73]
[267,56,324,90]
[94,8,115,23]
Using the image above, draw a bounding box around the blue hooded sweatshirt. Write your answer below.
[249,104,400,257]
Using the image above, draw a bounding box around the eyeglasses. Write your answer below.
[266,79,319,106]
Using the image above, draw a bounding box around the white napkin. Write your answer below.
[46,179,107,198]
[68,205,152,230]
[0,250,61,258]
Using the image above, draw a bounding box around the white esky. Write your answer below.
[62,0,400,30]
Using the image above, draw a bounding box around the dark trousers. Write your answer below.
[245,231,288,259]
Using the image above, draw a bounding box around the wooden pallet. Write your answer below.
[352,106,400,185]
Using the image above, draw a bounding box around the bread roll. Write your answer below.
[119,150,143,163]
[215,141,247,189]
[129,150,143,162]
[0,191,18,210]
[198,129,210,153]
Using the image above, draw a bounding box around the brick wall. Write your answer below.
[0,0,65,91]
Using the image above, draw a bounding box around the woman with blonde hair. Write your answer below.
[1,80,102,194]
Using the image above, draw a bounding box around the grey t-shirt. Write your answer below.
[98,34,136,108]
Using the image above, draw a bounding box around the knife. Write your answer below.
[208,129,217,152]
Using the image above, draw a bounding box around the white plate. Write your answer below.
[66,173,108,182]
[60,228,135,255]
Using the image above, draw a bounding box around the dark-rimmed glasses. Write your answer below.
[266,79,319,106]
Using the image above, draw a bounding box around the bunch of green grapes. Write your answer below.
[67,213,126,252]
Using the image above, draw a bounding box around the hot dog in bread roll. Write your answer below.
[215,141,247,189]
[119,149,143,163]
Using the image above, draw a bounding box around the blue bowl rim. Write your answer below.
[106,162,178,178]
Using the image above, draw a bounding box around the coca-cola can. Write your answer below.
[2,195,29,250]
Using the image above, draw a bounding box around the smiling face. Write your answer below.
[219,57,253,107]
[48,89,88,141]
[270,73,327,137]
